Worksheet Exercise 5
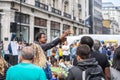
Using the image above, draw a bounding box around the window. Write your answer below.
[64,1,69,12]
[53,0,55,7]
[16,0,26,3]
[63,24,70,31]
[51,21,60,29]
[34,17,47,27]
[15,12,29,24]
[78,28,83,34]
[51,21,60,40]
[73,27,77,35]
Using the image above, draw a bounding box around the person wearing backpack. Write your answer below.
[80,36,110,80]
[66,44,105,80]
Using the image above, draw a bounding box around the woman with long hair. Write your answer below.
[0,53,9,80]
[110,46,120,80]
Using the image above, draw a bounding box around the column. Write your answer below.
[27,0,35,6]
[1,10,11,50]
[75,0,78,20]
[58,0,62,10]
[47,20,51,42]
[76,27,79,35]
[29,14,34,43]
[70,26,73,36]
[69,0,72,14]
[44,0,48,4]
[60,22,63,35]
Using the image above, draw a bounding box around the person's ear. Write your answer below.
[77,55,81,61]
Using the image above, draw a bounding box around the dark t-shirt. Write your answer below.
[91,51,110,72]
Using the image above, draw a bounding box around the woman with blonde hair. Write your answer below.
[31,43,47,67]
[31,43,52,79]
[0,52,10,80]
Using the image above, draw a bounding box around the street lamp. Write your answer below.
[19,0,24,42]
[20,0,22,33]
[0,12,5,42]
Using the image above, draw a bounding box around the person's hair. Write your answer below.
[58,73,66,80]
[31,43,47,67]
[52,72,58,78]
[52,49,56,53]
[0,54,8,75]
[76,44,90,59]
[112,46,120,71]
[93,40,101,51]
[21,47,34,60]
[80,36,94,49]
[35,32,45,41]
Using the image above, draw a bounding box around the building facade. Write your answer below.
[89,0,103,34]
[0,0,89,50]
[102,2,120,34]
[0,14,1,41]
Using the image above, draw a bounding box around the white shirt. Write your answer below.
[62,45,70,56]
[11,41,19,55]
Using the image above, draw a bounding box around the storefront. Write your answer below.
[34,17,47,40]
[12,12,30,43]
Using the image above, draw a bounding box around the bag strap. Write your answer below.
[76,66,86,80]
[82,70,86,80]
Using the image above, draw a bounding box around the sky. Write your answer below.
[102,0,120,6]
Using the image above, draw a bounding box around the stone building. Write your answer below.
[0,0,89,49]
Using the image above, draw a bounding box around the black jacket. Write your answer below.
[91,50,110,71]
[35,38,61,52]
[41,38,61,51]
[35,38,61,56]
[73,51,110,72]
[66,58,98,80]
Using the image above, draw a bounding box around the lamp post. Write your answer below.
[0,12,5,42]
[0,14,1,41]
[20,0,22,33]
[19,0,23,42]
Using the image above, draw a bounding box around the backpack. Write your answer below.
[82,65,105,80]
[43,63,52,80]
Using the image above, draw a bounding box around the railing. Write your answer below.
[79,19,84,24]
[51,7,61,15]
[35,1,48,11]
[64,12,71,19]
[16,0,26,3]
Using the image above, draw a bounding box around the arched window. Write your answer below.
[53,0,55,7]
[64,1,69,12]
[52,0,58,8]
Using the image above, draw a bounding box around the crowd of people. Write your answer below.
[0,30,120,80]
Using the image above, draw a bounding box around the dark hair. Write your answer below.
[80,36,94,49]
[11,33,16,41]
[76,44,90,59]
[21,47,34,60]
[112,46,120,71]
[35,32,45,41]
[93,40,101,51]
[58,73,66,80]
